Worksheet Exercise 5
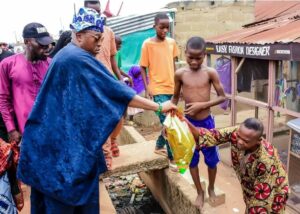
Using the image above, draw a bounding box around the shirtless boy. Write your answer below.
[172,36,226,210]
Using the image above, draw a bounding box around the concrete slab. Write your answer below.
[99,182,116,214]
[181,169,207,192]
[181,169,226,207]
[140,169,200,214]
[140,168,226,214]
[118,125,146,145]
[133,110,160,127]
[102,141,169,178]
[132,101,185,128]
[20,185,30,214]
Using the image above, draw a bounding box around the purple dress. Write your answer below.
[215,57,231,110]
[128,65,148,94]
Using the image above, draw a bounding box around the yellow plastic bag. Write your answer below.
[163,113,196,174]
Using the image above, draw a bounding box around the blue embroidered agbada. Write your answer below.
[17,43,136,206]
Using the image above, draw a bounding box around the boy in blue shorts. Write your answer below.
[172,37,226,210]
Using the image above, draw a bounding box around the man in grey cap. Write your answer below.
[0,22,52,143]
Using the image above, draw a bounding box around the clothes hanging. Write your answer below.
[215,56,231,110]
[237,59,269,93]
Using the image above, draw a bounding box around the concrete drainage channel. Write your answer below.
[103,173,164,214]
[100,111,225,214]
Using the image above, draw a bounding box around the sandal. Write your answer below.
[169,161,178,172]
[154,148,168,157]
[111,138,120,157]
[105,156,113,170]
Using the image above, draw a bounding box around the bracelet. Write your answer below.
[155,102,163,116]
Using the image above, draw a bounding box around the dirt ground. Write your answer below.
[19,110,296,214]
[133,112,297,214]
[20,159,297,214]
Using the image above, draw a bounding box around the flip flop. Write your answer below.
[154,148,168,157]
[105,156,113,170]
[169,162,178,172]
[111,138,120,157]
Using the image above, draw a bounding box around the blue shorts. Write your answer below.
[187,115,220,169]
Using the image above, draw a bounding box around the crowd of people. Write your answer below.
[0,0,289,213]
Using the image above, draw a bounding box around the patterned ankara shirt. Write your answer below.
[197,127,289,214]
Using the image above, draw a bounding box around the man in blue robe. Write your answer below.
[17,7,176,213]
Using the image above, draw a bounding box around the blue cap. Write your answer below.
[70,7,104,33]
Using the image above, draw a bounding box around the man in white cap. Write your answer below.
[17,7,176,213]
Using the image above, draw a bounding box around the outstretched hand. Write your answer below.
[128,77,134,87]
[184,118,200,140]
[145,89,153,100]
[161,100,177,113]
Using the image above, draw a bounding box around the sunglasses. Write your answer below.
[84,32,102,42]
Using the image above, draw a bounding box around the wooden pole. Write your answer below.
[235,57,245,74]
[116,1,123,16]
[267,60,276,142]
[231,57,238,126]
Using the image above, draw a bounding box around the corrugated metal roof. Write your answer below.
[255,0,300,22]
[106,8,176,36]
[207,10,300,45]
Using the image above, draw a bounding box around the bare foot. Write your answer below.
[154,148,168,157]
[208,186,217,203]
[195,190,205,211]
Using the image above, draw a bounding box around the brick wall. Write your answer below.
[167,0,255,59]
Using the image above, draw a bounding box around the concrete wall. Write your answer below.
[167,0,255,59]
[140,169,201,214]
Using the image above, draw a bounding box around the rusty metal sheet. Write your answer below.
[255,0,300,22]
[207,10,300,45]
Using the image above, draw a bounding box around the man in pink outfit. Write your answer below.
[0,22,53,143]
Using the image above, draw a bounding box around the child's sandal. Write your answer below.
[111,139,120,157]
[105,156,113,170]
